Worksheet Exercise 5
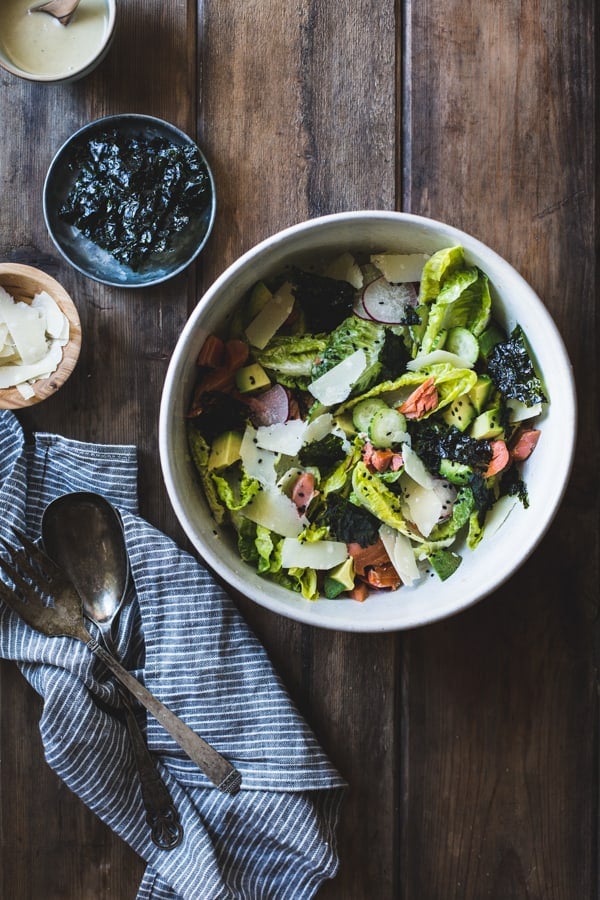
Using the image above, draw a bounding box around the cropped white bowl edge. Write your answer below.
[159,211,576,632]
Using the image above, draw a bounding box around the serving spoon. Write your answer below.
[29,0,81,26]
[41,491,184,850]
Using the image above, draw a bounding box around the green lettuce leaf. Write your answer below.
[339,363,477,419]
[186,424,226,524]
[420,268,491,353]
[320,439,363,496]
[211,467,261,510]
[418,246,465,303]
[350,460,418,538]
[467,510,485,549]
[253,333,327,389]
[287,566,319,600]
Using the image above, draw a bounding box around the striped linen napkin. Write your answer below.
[0,410,346,900]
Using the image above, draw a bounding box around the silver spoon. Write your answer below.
[41,491,184,850]
[29,0,81,26]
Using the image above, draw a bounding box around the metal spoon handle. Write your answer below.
[121,695,183,849]
[86,637,242,795]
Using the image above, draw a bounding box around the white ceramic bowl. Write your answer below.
[159,211,576,632]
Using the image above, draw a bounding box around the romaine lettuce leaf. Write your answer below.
[320,440,363,496]
[211,467,261,510]
[418,246,465,303]
[340,364,477,418]
[287,566,319,600]
[186,424,226,524]
[253,334,327,389]
[350,460,419,538]
[420,268,491,353]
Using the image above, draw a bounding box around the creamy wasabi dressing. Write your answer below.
[0,0,109,78]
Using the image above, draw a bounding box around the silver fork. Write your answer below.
[0,529,242,796]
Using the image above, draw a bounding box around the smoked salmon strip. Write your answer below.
[398,376,439,419]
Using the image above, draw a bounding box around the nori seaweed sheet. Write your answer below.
[59,129,212,270]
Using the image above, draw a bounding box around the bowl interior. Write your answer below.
[160,212,576,631]
[0,263,81,409]
[43,115,216,287]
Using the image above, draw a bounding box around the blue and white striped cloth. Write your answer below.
[0,410,346,900]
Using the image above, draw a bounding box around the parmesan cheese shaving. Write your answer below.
[0,286,69,391]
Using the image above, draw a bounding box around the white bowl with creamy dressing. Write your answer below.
[0,0,115,84]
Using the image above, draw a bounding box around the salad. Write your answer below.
[185,245,547,602]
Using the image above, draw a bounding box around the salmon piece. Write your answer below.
[398,376,439,420]
[350,581,370,602]
[362,442,403,473]
[347,538,392,576]
[223,339,250,370]
[291,472,317,514]
[484,440,510,477]
[189,340,250,412]
[366,564,401,590]
[196,334,225,369]
[511,428,541,462]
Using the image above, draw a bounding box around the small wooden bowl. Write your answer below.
[0,263,82,410]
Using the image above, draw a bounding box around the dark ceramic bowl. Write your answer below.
[43,114,216,288]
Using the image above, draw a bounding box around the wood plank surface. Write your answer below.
[0,0,597,899]
[401,0,597,898]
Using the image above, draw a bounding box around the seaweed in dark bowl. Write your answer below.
[43,114,216,288]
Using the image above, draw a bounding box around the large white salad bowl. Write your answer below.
[159,211,576,632]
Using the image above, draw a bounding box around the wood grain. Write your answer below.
[0,0,597,897]
[401,0,597,897]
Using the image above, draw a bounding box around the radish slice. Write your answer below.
[352,290,376,320]
[246,383,289,426]
[362,277,417,324]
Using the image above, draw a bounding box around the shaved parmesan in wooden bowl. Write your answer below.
[0,263,81,409]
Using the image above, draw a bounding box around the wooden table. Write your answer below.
[0,1,595,897]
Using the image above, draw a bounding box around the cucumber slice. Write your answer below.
[445,326,479,364]
[368,407,409,448]
[352,397,388,433]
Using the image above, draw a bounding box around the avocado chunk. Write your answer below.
[469,408,504,440]
[441,394,476,432]
[207,431,243,471]
[467,374,493,414]
[428,548,462,581]
[235,362,271,394]
[324,557,355,598]
[439,458,474,485]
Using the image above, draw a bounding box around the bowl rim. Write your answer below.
[159,210,577,632]
[0,261,82,409]
[43,113,217,288]
[0,0,117,84]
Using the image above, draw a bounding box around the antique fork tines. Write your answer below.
[0,529,87,638]
[0,530,242,795]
